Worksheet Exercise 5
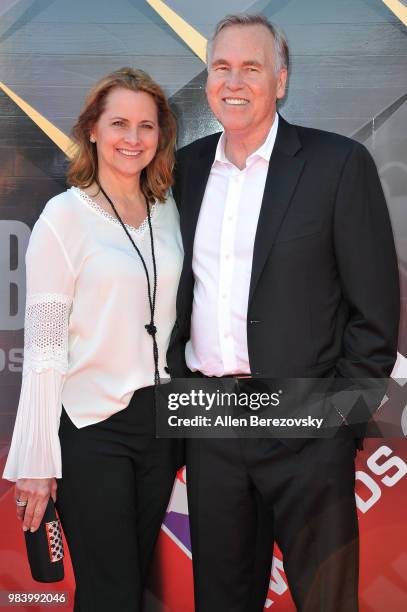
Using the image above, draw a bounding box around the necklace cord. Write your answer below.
[97,182,160,386]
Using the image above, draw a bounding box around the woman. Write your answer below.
[3,67,183,610]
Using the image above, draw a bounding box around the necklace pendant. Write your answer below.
[145,322,157,336]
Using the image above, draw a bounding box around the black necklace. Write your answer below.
[98,182,160,386]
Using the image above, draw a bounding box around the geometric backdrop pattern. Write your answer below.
[1,1,406,610]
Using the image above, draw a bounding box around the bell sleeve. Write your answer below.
[2,213,75,481]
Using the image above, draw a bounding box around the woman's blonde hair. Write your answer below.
[67,67,177,203]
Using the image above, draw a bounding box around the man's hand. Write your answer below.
[15,478,57,532]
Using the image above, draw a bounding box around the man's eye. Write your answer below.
[247,67,259,72]
[215,66,228,71]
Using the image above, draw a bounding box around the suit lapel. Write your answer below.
[180,135,220,261]
[249,117,305,304]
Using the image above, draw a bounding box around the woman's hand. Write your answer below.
[15,478,57,532]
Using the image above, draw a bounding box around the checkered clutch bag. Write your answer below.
[24,498,64,582]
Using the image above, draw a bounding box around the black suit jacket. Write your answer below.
[167,115,399,440]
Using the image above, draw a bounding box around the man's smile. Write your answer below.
[223,97,249,105]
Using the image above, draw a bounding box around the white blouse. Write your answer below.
[3,187,183,481]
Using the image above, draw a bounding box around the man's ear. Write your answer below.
[276,68,288,100]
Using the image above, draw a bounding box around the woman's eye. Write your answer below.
[141,124,154,130]
[112,121,124,127]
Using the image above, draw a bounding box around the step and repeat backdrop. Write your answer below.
[0,1,406,610]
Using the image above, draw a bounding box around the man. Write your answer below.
[167,14,399,612]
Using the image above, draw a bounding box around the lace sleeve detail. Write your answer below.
[23,293,73,375]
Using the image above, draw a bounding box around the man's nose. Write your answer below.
[226,70,243,90]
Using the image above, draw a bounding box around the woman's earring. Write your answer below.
[90,136,96,143]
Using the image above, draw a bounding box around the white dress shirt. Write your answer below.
[3,187,183,481]
[185,115,279,376]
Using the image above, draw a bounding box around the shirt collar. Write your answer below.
[214,113,279,167]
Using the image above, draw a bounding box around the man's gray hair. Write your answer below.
[207,14,289,74]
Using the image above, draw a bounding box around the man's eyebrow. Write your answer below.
[241,60,263,68]
[211,58,231,67]
[211,59,263,68]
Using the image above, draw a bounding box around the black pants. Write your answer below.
[186,436,359,612]
[56,386,183,612]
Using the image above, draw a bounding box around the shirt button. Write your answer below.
[228,215,233,221]
[222,293,227,299]
[225,253,230,260]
